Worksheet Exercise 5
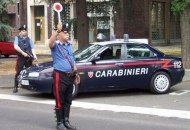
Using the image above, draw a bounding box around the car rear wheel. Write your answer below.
[52,82,79,98]
[4,54,10,58]
[150,71,171,94]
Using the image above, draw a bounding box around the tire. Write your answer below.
[0,51,2,58]
[150,71,171,94]
[72,82,79,99]
[52,82,79,99]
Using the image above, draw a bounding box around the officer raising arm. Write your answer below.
[49,23,80,130]
[13,25,37,93]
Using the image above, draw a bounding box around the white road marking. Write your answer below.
[1,94,190,120]
[169,90,190,95]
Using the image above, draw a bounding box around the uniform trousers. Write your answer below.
[53,70,74,110]
[14,56,32,86]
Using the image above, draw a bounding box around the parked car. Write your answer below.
[0,38,16,57]
[18,38,185,98]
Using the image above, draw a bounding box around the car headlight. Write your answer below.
[28,72,40,77]
[39,72,52,78]
[18,70,27,82]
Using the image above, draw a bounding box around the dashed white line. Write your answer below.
[1,94,190,120]
[169,90,190,95]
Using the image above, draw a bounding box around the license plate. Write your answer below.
[21,80,29,85]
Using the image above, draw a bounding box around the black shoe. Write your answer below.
[13,87,18,93]
[64,120,76,130]
[56,122,67,130]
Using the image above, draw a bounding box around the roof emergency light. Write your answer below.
[97,33,106,42]
[110,34,116,41]
[123,34,129,42]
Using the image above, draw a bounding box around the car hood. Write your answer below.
[25,61,53,72]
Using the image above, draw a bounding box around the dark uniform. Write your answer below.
[50,26,77,130]
[13,25,35,93]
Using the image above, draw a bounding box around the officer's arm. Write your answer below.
[73,62,77,71]
[49,23,62,48]
[31,49,37,60]
[14,37,28,57]
[73,62,80,84]
[30,40,37,60]
[49,32,58,48]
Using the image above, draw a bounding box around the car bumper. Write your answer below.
[171,68,185,85]
[20,77,53,93]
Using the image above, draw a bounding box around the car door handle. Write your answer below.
[115,63,124,66]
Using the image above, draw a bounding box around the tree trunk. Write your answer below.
[76,0,89,49]
[180,6,190,69]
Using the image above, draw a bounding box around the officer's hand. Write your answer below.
[57,23,62,32]
[32,60,37,65]
[22,52,29,57]
[33,56,37,62]
[75,74,80,85]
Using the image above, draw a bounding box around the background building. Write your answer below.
[6,0,180,47]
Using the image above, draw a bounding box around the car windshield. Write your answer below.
[75,44,102,61]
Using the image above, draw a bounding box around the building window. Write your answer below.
[34,6,44,17]
[17,2,19,15]
[87,1,111,39]
[151,2,165,40]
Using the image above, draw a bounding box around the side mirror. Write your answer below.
[91,56,101,62]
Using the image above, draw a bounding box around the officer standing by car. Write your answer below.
[49,23,80,130]
[13,25,37,93]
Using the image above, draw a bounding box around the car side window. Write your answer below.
[99,45,122,60]
[127,45,154,58]
[100,48,113,60]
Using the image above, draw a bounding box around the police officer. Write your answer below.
[13,25,37,93]
[49,23,80,130]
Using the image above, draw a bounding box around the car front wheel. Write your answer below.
[72,82,79,99]
[150,71,171,94]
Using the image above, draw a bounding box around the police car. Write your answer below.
[18,36,185,98]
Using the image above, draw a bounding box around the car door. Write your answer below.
[121,43,157,88]
[82,44,126,91]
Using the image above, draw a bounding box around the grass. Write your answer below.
[154,46,181,56]
[161,49,181,56]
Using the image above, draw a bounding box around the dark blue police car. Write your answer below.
[18,38,184,98]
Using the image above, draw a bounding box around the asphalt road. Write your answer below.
[0,85,190,130]
[1,55,190,130]
[1,100,189,130]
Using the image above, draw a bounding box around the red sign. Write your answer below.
[53,2,63,12]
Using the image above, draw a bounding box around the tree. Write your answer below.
[0,0,15,41]
[171,0,190,69]
[76,0,89,49]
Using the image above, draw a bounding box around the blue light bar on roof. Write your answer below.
[110,34,116,41]
[123,34,129,42]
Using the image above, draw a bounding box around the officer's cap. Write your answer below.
[61,24,69,33]
[19,25,27,31]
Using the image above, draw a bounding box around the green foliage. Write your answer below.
[0,22,11,41]
[0,0,15,41]
[171,0,190,16]
[0,0,15,13]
